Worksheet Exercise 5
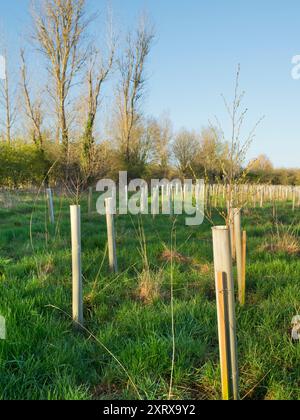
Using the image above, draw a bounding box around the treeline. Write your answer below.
[0,1,297,188]
[247,155,300,185]
[248,169,300,186]
[1,134,298,188]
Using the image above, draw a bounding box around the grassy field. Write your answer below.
[0,192,300,400]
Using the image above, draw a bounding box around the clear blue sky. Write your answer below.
[1,0,300,168]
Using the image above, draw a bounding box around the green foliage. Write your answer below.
[0,142,50,188]
[247,168,300,186]
[1,136,300,190]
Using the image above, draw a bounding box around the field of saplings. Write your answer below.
[0,186,300,400]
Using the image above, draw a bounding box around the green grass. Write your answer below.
[0,192,300,400]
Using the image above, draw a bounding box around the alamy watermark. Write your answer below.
[0,55,5,80]
[291,55,300,80]
[0,316,6,340]
[96,172,205,226]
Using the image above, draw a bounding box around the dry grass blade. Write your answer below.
[261,222,300,255]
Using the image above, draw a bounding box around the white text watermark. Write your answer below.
[0,316,6,340]
[0,55,5,80]
[96,172,205,226]
[291,55,300,80]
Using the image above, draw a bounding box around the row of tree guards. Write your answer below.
[47,185,252,400]
[47,182,300,227]
[180,183,300,212]
[207,183,300,209]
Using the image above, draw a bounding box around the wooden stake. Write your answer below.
[70,205,83,326]
[46,188,55,224]
[241,231,247,306]
[292,190,295,212]
[105,198,118,273]
[169,187,174,218]
[233,209,243,305]
[229,208,236,260]
[88,187,93,216]
[216,271,231,400]
[152,186,159,219]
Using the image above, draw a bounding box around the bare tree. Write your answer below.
[81,26,116,178]
[0,51,17,143]
[211,65,264,222]
[248,154,273,173]
[116,17,155,168]
[146,115,172,177]
[190,126,227,180]
[20,50,44,150]
[173,129,199,177]
[31,0,91,154]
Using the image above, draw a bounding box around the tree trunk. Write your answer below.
[5,63,11,144]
